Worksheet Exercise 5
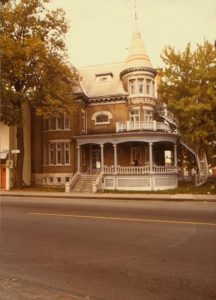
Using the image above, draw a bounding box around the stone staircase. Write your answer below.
[71,172,98,193]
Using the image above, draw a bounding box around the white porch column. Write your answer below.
[174,143,177,167]
[77,145,81,173]
[113,144,118,175]
[100,144,104,173]
[149,142,153,173]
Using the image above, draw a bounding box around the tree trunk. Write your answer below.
[15,126,24,188]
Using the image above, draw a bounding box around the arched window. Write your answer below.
[92,111,113,125]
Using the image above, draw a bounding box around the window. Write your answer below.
[144,109,153,122]
[129,79,135,94]
[81,109,86,132]
[64,143,70,165]
[130,147,141,164]
[95,73,113,82]
[56,143,61,164]
[43,142,71,166]
[138,79,144,93]
[130,110,140,122]
[92,111,112,125]
[49,144,55,165]
[165,150,172,165]
[146,79,151,95]
[57,177,62,184]
[96,114,108,123]
[43,114,70,131]
[152,80,155,96]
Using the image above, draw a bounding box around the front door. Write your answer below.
[91,149,101,172]
[0,164,6,190]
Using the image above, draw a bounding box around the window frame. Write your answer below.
[43,114,70,131]
[92,111,113,125]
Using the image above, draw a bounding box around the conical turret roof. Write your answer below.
[125,27,152,68]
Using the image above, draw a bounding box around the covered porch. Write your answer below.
[75,132,179,191]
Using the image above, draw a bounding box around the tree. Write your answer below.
[159,41,216,161]
[1,0,79,187]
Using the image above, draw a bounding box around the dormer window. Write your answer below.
[92,111,113,125]
[95,72,113,82]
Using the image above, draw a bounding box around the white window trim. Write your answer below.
[43,142,71,166]
[92,111,113,125]
[81,109,87,133]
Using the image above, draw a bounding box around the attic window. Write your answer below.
[95,72,113,82]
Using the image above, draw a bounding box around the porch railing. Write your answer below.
[104,165,177,174]
[116,121,170,132]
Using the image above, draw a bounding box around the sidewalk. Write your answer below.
[1,190,216,201]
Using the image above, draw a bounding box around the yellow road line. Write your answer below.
[30,212,216,226]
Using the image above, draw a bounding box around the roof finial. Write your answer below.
[134,0,139,33]
[134,0,137,21]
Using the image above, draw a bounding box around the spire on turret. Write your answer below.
[125,0,152,68]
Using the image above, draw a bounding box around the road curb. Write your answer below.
[1,191,216,202]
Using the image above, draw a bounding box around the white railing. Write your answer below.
[116,121,170,132]
[153,165,177,173]
[104,165,177,175]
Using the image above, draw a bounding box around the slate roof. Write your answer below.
[77,62,128,98]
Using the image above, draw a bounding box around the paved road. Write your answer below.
[1,197,216,300]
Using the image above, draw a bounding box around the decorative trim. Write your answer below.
[89,95,128,103]
[120,67,157,79]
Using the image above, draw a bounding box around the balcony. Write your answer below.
[116,121,169,133]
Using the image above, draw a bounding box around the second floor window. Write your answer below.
[43,114,70,131]
[81,109,86,132]
[92,111,113,125]
[144,109,153,122]
[96,114,109,123]
[130,110,140,122]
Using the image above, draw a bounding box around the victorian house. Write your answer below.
[31,25,183,192]
[1,22,208,191]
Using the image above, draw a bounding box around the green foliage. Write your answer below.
[0,0,79,187]
[159,41,216,155]
[0,0,79,126]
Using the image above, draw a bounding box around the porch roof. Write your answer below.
[74,131,179,146]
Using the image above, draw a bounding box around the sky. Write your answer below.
[50,0,216,69]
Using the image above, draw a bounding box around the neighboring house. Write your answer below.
[0,103,31,190]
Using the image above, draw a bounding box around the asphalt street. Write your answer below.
[1,196,216,300]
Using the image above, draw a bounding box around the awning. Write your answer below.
[0,152,8,159]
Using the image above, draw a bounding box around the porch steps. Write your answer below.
[71,173,98,193]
